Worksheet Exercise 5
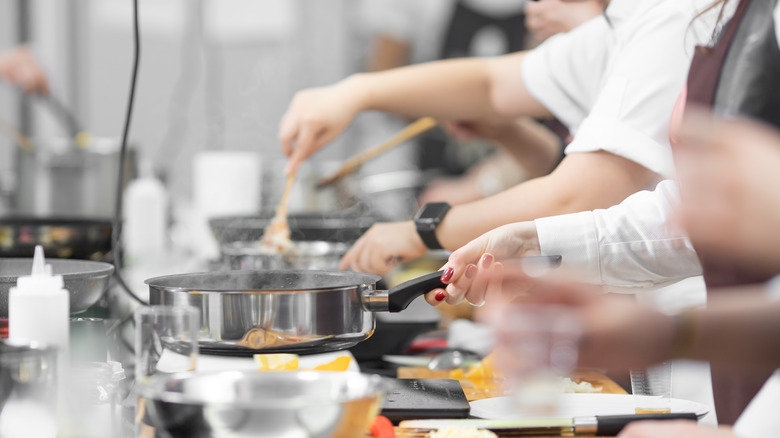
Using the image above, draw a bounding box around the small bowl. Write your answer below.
[139,370,388,438]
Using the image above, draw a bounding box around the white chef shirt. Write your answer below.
[532,1,780,289]
[535,180,702,288]
[522,0,719,178]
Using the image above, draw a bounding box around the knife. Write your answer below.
[398,413,698,436]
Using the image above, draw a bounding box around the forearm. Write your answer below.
[684,288,780,370]
[435,151,658,249]
[345,52,550,121]
[497,118,561,179]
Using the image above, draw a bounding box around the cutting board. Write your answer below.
[396,368,627,402]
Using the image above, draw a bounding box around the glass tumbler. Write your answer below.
[630,361,672,414]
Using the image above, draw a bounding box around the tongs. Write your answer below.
[316,117,438,188]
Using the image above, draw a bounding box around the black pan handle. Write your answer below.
[387,271,446,312]
[595,413,698,436]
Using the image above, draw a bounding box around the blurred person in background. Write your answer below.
[280,0,711,278]
[359,0,606,207]
[426,0,780,423]
[0,46,49,96]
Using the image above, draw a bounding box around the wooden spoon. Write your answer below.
[260,169,297,252]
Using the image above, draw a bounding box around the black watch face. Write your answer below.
[418,203,450,222]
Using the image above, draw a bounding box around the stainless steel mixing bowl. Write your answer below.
[0,258,114,317]
[220,241,351,271]
[139,370,388,438]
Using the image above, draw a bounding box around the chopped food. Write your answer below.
[427,427,497,438]
[449,352,502,381]
[253,353,299,371]
[253,353,352,372]
[308,356,353,372]
[561,377,602,393]
[370,415,395,438]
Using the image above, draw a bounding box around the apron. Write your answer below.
[684,0,780,424]
[417,0,527,174]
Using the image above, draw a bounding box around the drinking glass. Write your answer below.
[134,306,199,437]
[134,306,199,383]
[630,361,672,414]
[492,304,582,416]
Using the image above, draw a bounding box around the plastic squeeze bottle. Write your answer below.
[8,245,70,422]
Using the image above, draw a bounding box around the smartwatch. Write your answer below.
[414,202,451,250]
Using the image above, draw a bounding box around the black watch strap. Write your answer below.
[414,202,451,250]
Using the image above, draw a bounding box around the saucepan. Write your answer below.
[146,269,445,356]
[140,371,387,438]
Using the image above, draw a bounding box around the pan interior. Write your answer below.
[145,270,380,292]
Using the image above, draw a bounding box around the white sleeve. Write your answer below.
[734,370,780,438]
[534,180,702,288]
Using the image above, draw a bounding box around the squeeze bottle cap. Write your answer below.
[16,246,65,290]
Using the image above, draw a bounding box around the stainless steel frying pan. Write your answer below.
[146,270,445,356]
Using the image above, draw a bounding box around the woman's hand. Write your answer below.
[339,221,427,276]
[278,77,367,174]
[424,222,541,306]
[0,47,50,96]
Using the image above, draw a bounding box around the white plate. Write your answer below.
[470,394,710,420]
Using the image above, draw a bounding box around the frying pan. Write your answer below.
[146,269,446,356]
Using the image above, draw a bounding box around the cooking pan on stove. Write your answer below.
[146,269,445,356]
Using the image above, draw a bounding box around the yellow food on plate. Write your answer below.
[254,354,353,372]
[449,352,503,381]
[253,353,299,371]
[306,355,353,372]
[428,427,497,438]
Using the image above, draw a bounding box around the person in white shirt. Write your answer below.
[279,0,713,276]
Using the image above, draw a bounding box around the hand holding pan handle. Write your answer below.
[383,255,562,313]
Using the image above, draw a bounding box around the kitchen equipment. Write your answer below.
[210,209,376,245]
[398,413,700,436]
[0,339,58,435]
[139,370,388,438]
[0,258,114,318]
[468,394,711,420]
[381,379,470,423]
[15,137,135,218]
[135,306,199,383]
[221,241,351,271]
[317,117,438,188]
[0,216,113,260]
[260,169,297,251]
[146,269,446,356]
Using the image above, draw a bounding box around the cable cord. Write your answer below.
[111,0,147,307]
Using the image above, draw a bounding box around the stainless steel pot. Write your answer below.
[221,241,350,271]
[0,258,114,317]
[146,270,445,356]
[140,371,387,438]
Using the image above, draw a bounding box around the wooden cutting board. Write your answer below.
[396,367,626,402]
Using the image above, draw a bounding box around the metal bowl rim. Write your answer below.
[139,370,389,408]
[0,258,114,283]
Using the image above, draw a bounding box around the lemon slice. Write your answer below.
[254,353,299,371]
[305,356,352,372]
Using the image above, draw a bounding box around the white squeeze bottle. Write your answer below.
[8,245,70,428]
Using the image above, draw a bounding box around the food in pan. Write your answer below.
[427,427,498,438]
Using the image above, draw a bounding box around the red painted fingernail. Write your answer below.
[441,267,454,283]
[435,291,447,302]
[481,254,494,268]
[465,264,477,279]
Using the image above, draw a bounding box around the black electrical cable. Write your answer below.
[111,0,147,307]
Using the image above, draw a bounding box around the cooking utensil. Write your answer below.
[260,169,297,251]
[0,258,114,317]
[0,119,34,152]
[146,269,446,356]
[0,339,58,435]
[139,370,388,438]
[398,413,699,436]
[0,217,113,260]
[316,117,438,188]
[210,210,375,245]
[221,240,351,271]
[428,350,481,371]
